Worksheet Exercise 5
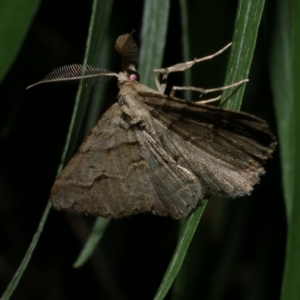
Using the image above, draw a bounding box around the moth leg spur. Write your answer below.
[152,42,232,94]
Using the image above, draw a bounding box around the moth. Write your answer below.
[28,32,276,219]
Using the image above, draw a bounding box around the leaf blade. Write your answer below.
[0,1,114,298]
[222,0,265,110]
[155,1,265,299]
[139,0,170,89]
[73,218,110,268]
[0,0,40,83]
[276,0,300,299]
[154,201,207,300]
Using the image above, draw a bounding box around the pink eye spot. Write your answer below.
[129,73,137,81]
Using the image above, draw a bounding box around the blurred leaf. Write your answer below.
[73,218,110,268]
[270,0,292,221]
[207,201,252,300]
[209,1,266,298]
[154,201,207,300]
[179,0,192,101]
[83,34,114,136]
[0,0,40,83]
[54,0,114,270]
[0,1,113,298]
[139,0,170,88]
[274,0,300,299]
[61,0,114,164]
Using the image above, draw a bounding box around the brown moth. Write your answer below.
[28,32,276,219]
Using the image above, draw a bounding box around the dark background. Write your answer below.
[0,1,284,299]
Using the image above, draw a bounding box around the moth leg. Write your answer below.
[170,79,249,98]
[152,43,232,95]
[194,95,221,105]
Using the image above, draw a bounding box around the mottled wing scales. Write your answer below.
[51,101,204,219]
[139,92,276,198]
[51,89,276,219]
[135,129,203,219]
[50,104,168,218]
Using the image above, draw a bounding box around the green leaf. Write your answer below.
[60,0,114,164]
[82,35,114,136]
[155,1,265,299]
[222,0,265,111]
[139,0,170,88]
[154,201,207,300]
[0,0,40,83]
[179,0,192,101]
[270,0,292,221]
[274,0,300,299]
[208,1,266,298]
[73,218,110,268]
[0,1,113,298]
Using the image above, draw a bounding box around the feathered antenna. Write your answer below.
[27,64,118,89]
[115,30,139,72]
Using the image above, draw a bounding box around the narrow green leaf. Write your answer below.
[0,1,113,298]
[83,34,114,136]
[179,0,192,101]
[156,1,264,299]
[60,0,114,164]
[0,0,40,83]
[139,0,170,88]
[222,0,265,111]
[277,0,300,299]
[73,218,110,268]
[153,200,207,300]
[208,1,265,298]
[207,201,252,300]
[270,0,292,221]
